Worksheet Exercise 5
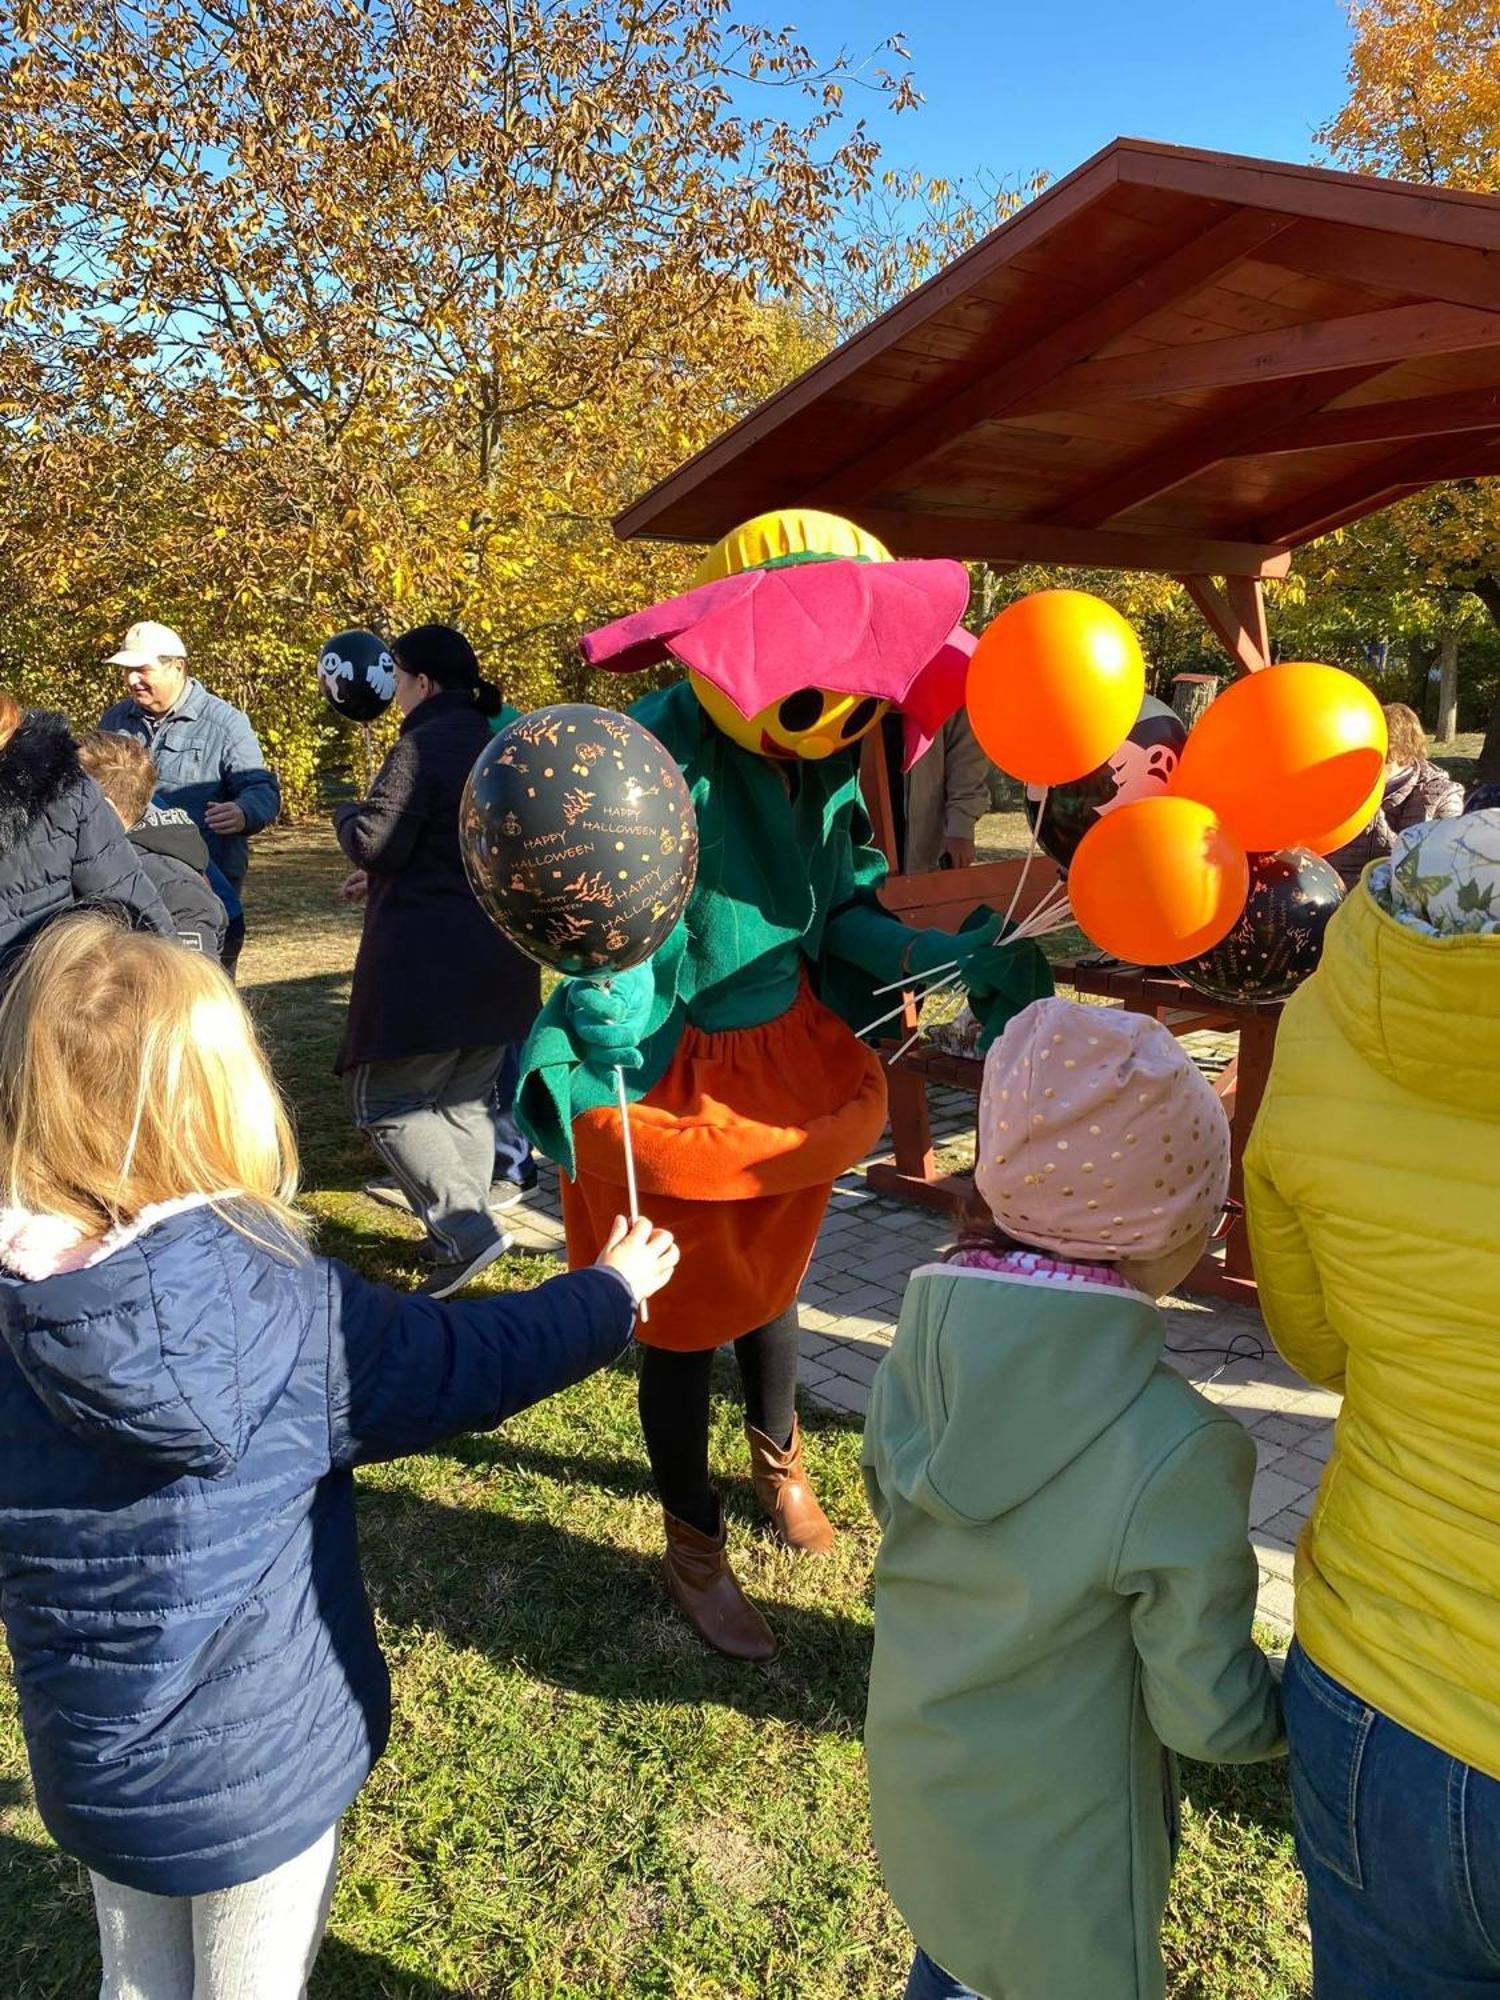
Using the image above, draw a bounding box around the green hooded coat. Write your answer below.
[863,1263,1284,2000]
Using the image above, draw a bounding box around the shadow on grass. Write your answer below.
[444,1367,867,1516]
[0,1781,464,2000]
[0,1779,97,2000]
[356,1483,874,1735]
[311,1936,467,1999]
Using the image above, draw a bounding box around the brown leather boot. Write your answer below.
[747,1415,836,1555]
[661,1508,777,1663]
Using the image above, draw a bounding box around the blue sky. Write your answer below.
[785,0,1353,188]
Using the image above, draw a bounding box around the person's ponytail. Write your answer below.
[474,679,506,720]
[0,692,21,754]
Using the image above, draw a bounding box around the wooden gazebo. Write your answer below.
[614,138,1500,1294]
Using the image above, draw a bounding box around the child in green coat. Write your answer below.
[864,998,1284,2000]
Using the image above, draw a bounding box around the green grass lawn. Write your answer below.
[0,827,1311,1998]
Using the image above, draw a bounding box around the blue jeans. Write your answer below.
[1284,1641,1500,1998]
[903,1949,983,2000]
[492,1043,533,1182]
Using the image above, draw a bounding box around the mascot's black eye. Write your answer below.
[777,688,825,732]
[840,698,881,741]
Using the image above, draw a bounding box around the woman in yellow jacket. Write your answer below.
[1246,808,1500,2000]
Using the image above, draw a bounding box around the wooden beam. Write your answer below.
[1261,430,1500,544]
[1114,140,1500,255]
[1271,384,1500,451]
[1277,482,1431,546]
[1260,218,1500,313]
[1179,575,1270,674]
[854,508,1292,578]
[1042,364,1389,527]
[611,149,1129,543]
[806,210,1297,505]
[1006,301,1500,415]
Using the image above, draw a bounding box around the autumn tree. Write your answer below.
[1318,0,1500,772]
[0,0,914,807]
[814,165,1046,334]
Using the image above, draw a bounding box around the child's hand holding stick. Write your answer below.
[596,1214,678,1313]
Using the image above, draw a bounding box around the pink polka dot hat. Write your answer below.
[974,997,1230,1263]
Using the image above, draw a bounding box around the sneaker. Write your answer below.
[488,1180,525,1213]
[419,1234,512,1300]
[365,1177,413,1214]
[492,1159,539,1197]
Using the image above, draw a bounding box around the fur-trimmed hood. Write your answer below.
[0,709,174,960]
[0,711,84,845]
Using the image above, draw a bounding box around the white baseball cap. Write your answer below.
[107,621,187,669]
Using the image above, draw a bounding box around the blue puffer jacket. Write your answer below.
[0,710,172,967]
[101,680,280,885]
[0,1200,633,1896]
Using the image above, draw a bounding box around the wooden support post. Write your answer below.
[1225,575,1270,666]
[859,729,900,871]
[1179,574,1271,675]
[1223,1012,1276,1283]
[1172,673,1220,728]
[860,723,942,1204]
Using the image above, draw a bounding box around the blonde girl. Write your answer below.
[0,915,674,2000]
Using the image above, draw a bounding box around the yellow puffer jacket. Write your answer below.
[1246,878,1500,1780]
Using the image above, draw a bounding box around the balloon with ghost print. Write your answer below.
[1173,847,1344,1005]
[316,629,397,723]
[461,703,699,975]
[1024,695,1187,869]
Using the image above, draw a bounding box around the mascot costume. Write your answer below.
[518,510,1053,1659]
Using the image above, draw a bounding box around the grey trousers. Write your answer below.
[346,1044,506,1260]
[92,1822,339,2000]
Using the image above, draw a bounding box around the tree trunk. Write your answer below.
[1471,578,1500,782]
[1435,631,1459,744]
[1405,635,1436,715]
[1171,673,1219,730]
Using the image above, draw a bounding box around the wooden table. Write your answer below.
[867,958,1280,1303]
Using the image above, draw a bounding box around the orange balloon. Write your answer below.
[1172,662,1387,853]
[966,589,1146,787]
[1304,768,1385,857]
[1068,797,1250,965]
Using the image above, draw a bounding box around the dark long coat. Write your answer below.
[333,689,540,1071]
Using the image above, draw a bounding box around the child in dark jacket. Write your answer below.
[864,999,1283,2000]
[0,913,677,2000]
[0,694,171,967]
[78,729,227,957]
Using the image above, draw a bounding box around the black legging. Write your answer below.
[637,1308,800,1535]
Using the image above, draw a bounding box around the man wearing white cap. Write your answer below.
[101,622,280,976]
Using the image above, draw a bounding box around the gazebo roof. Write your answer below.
[616,139,1500,582]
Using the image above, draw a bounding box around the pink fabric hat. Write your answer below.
[578,558,972,769]
[975,998,1230,1263]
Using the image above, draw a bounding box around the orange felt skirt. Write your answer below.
[563,981,888,1351]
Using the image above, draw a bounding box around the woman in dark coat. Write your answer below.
[1328,701,1464,890]
[0,692,170,969]
[334,626,540,1299]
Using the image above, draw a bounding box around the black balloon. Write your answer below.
[461,703,698,975]
[1025,695,1186,868]
[1174,848,1344,1006]
[316,628,396,723]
